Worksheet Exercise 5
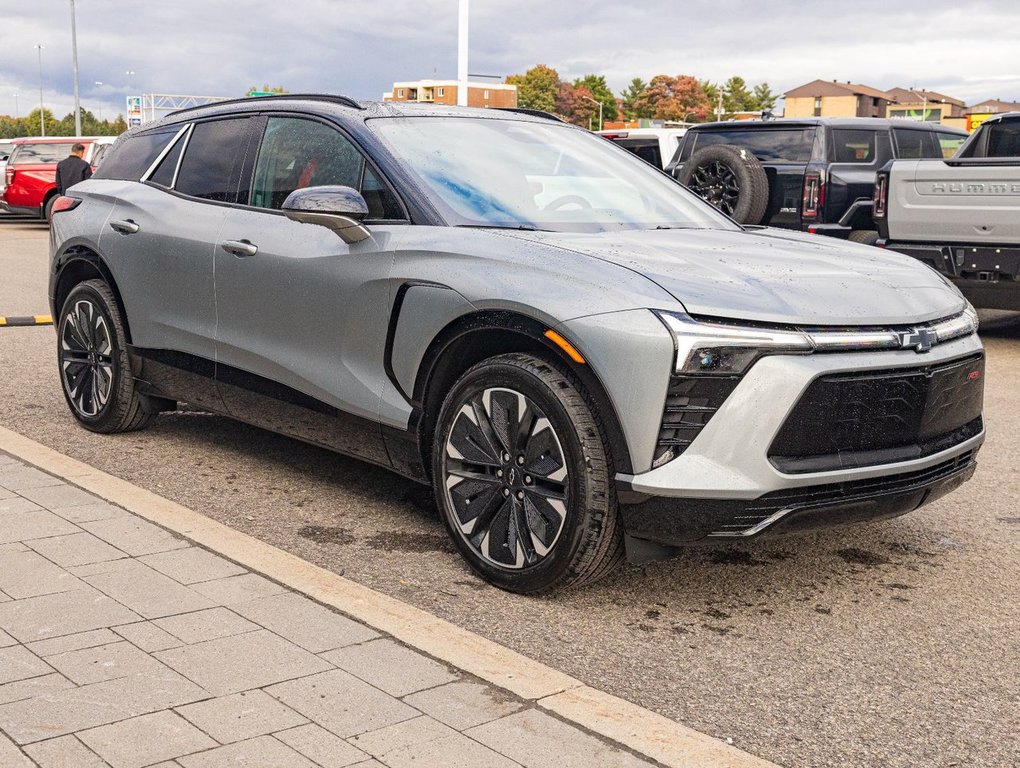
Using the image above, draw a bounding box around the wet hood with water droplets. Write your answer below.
[519,226,967,326]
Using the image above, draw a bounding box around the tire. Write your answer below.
[678,144,769,224]
[848,229,880,246]
[432,353,624,594]
[43,195,56,223]
[57,279,156,433]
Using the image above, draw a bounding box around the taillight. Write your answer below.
[49,196,81,215]
[802,172,824,220]
[4,167,13,187]
[873,172,889,219]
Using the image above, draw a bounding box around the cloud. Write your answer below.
[1,0,1017,121]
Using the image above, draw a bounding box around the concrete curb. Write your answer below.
[0,425,779,768]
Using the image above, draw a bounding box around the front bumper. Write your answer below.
[617,332,984,548]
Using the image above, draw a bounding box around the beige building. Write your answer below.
[783,80,895,118]
[384,80,517,109]
[885,87,966,123]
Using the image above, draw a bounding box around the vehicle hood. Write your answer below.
[512,226,967,326]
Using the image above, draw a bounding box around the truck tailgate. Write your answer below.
[888,160,1020,244]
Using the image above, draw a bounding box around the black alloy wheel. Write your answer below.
[57,280,156,433]
[677,144,770,224]
[433,353,624,593]
[688,160,740,216]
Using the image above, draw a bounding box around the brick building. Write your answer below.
[384,80,517,109]
[783,80,895,118]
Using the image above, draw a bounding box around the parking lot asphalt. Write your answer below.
[1,219,1018,768]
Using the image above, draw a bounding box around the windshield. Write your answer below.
[372,117,736,233]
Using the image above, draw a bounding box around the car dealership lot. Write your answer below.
[1,221,1018,768]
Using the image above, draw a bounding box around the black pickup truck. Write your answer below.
[666,117,967,243]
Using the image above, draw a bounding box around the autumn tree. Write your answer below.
[572,74,616,129]
[505,65,559,113]
[633,75,710,122]
[555,82,597,128]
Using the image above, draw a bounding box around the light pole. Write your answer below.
[94,82,104,122]
[581,95,603,131]
[70,0,81,135]
[35,44,45,137]
[457,0,468,106]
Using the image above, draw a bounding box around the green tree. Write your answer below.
[109,114,128,134]
[619,77,650,120]
[700,80,721,121]
[505,64,559,113]
[572,74,616,129]
[751,82,778,112]
[723,76,754,114]
[247,84,287,95]
[22,108,60,137]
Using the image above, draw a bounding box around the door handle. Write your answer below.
[221,239,258,258]
[109,219,140,235]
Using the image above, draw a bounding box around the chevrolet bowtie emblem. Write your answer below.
[900,328,936,353]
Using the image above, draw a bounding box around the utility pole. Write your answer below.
[457,0,468,106]
[35,44,45,137]
[70,0,81,135]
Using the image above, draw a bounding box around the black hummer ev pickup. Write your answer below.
[667,117,967,243]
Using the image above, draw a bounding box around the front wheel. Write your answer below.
[57,279,156,433]
[432,353,624,593]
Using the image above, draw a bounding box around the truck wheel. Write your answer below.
[848,229,880,246]
[432,353,624,594]
[678,144,769,224]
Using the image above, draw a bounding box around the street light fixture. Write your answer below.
[35,44,45,137]
[70,0,81,135]
[581,94,603,131]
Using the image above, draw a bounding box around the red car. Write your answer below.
[1,137,114,221]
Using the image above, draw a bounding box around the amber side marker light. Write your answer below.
[544,329,586,364]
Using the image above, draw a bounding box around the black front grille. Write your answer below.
[770,353,984,473]
[654,374,742,466]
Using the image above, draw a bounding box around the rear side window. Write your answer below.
[175,119,251,202]
[10,143,77,164]
[892,129,932,159]
[613,139,661,167]
[693,129,815,162]
[831,129,876,163]
[92,131,177,180]
[985,121,1020,157]
[147,131,187,188]
[936,131,966,158]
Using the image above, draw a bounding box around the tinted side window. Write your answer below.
[92,131,176,180]
[176,119,250,202]
[251,117,363,209]
[250,116,404,219]
[831,129,876,163]
[10,143,77,164]
[892,129,929,159]
[148,131,187,188]
[985,121,1020,157]
[693,129,815,162]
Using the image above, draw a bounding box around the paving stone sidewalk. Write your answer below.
[0,452,657,768]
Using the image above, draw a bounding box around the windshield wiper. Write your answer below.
[455,224,552,232]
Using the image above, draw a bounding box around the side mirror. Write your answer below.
[281,185,372,244]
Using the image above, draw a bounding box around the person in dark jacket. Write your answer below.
[55,143,92,194]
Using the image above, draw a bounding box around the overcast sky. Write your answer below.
[2,0,1019,121]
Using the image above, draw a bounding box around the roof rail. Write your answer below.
[494,107,564,123]
[168,93,364,118]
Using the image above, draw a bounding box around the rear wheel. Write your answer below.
[432,353,623,593]
[43,195,56,223]
[57,279,156,433]
[678,144,769,224]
